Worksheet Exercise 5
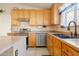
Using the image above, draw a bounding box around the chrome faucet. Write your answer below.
[67,21,77,37]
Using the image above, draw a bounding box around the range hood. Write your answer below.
[18,18,29,28]
[17,18,29,22]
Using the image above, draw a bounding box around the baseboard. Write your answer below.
[36,46,46,48]
[27,46,46,48]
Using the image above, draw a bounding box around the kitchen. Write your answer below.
[0,3,79,56]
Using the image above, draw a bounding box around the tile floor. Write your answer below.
[26,48,48,56]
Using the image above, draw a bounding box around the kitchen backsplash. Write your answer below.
[11,25,60,32]
[61,26,79,34]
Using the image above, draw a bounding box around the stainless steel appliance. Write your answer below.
[36,32,46,47]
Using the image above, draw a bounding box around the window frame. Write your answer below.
[65,5,75,26]
[61,4,78,27]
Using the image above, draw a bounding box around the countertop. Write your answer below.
[0,36,27,54]
[7,32,28,36]
[48,32,79,52]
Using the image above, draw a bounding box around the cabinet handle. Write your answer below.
[15,50,18,56]
[66,50,69,52]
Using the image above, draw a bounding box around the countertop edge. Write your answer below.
[47,32,79,52]
[0,36,27,55]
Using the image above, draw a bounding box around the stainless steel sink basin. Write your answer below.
[53,34,77,39]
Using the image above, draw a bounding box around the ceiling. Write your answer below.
[18,3,53,9]
[0,3,53,9]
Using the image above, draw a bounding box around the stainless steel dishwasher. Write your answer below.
[36,32,46,47]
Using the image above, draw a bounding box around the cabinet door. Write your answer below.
[50,6,54,25]
[11,19,19,26]
[49,36,54,56]
[28,33,36,47]
[53,38,61,56]
[13,37,26,56]
[23,10,30,19]
[62,43,73,56]
[50,4,62,25]
[62,51,68,56]
[36,10,44,25]
[46,34,53,55]
[62,43,79,56]
[18,10,24,19]
[54,4,62,24]
[29,10,36,25]
[43,10,51,25]
[46,34,49,49]
[11,10,19,26]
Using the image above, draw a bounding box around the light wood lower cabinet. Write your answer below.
[62,43,79,56]
[46,33,79,56]
[46,34,53,55]
[46,34,61,56]
[28,33,36,47]
[53,37,61,56]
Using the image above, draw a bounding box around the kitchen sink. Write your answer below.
[53,34,77,39]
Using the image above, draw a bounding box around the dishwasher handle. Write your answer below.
[15,50,18,56]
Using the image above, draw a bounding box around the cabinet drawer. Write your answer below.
[62,43,79,56]
[62,51,68,56]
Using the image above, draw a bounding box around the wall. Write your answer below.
[0,4,41,36]
[28,26,59,32]
[61,26,79,34]
[0,13,11,36]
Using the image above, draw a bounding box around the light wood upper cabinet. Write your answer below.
[17,10,30,18]
[28,32,36,47]
[43,10,51,25]
[29,10,36,25]
[11,9,18,19]
[30,10,51,25]
[11,4,63,26]
[36,10,44,25]
[11,9,51,26]
[50,4,62,25]
[11,9,19,26]
[23,10,30,19]
[50,6,54,25]
[11,9,30,26]
[18,10,24,19]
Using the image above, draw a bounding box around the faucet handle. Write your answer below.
[74,31,77,37]
[67,26,70,30]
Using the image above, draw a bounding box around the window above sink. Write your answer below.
[60,3,79,27]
